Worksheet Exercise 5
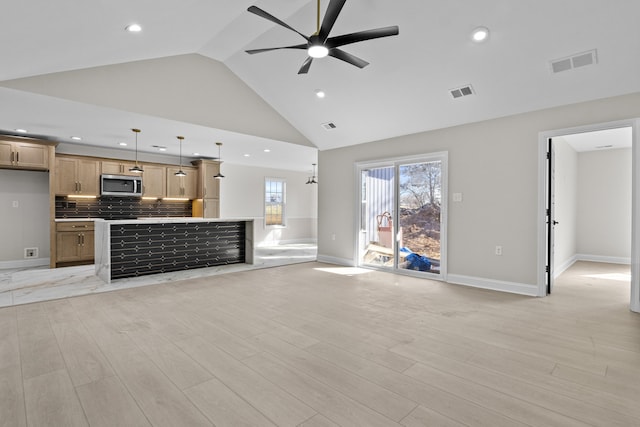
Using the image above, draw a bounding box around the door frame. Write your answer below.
[354,151,448,280]
[537,118,639,313]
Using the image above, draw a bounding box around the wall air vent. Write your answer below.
[450,85,474,99]
[550,49,597,74]
[321,122,337,131]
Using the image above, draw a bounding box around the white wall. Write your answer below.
[220,163,317,245]
[553,138,578,274]
[577,148,632,260]
[0,169,50,267]
[318,91,640,292]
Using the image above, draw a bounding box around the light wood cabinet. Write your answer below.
[101,160,138,176]
[55,221,95,265]
[191,159,221,218]
[166,166,197,199]
[141,164,166,198]
[55,156,100,195]
[0,139,50,170]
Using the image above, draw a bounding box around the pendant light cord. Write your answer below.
[316,0,320,34]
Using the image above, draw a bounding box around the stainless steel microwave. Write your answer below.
[100,174,142,197]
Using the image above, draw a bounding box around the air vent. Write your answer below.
[321,122,337,131]
[550,49,597,74]
[450,85,474,99]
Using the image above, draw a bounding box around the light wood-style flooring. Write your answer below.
[1,261,638,426]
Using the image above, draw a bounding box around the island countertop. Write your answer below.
[95,218,254,283]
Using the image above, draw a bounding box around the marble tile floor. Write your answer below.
[0,243,317,308]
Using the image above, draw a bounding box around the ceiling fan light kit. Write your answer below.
[246,0,399,74]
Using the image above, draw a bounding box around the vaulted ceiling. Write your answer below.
[1,0,639,169]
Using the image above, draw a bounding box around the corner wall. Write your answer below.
[220,163,317,246]
[318,92,640,292]
[0,169,50,267]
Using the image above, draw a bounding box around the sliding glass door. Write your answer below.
[358,153,447,279]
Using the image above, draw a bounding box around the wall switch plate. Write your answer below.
[495,245,503,256]
[12,201,19,208]
[453,193,463,202]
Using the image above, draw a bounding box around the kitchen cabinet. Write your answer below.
[141,164,166,198]
[0,139,50,170]
[55,156,100,195]
[166,166,197,199]
[192,159,221,218]
[55,221,95,265]
[101,160,139,176]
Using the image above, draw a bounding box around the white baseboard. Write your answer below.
[446,274,538,297]
[257,238,317,247]
[575,254,631,265]
[0,257,50,270]
[554,256,578,278]
[316,254,355,267]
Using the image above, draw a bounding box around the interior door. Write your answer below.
[546,137,556,294]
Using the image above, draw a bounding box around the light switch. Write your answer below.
[452,193,463,202]
[12,201,19,208]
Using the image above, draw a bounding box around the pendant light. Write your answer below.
[306,163,318,184]
[175,136,186,176]
[214,142,225,179]
[129,128,144,173]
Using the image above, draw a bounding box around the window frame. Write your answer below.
[264,177,287,228]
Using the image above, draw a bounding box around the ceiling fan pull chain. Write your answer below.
[316,0,321,35]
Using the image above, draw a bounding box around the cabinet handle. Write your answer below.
[10,152,14,163]
[16,152,19,163]
[81,234,85,245]
[77,234,82,246]
[72,225,88,228]
[79,182,82,192]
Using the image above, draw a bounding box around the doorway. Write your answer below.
[356,153,447,279]
[538,119,639,313]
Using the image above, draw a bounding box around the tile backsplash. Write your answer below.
[55,196,192,219]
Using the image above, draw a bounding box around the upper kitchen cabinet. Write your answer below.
[192,159,221,199]
[166,166,197,199]
[141,164,167,199]
[55,155,100,196]
[0,137,53,170]
[101,160,139,176]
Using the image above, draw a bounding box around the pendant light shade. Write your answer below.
[175,136,186,176]
[306,163,318,184]
[214,142,225,179]
[129,128,144,173]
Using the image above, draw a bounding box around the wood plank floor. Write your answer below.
[0,260,638,426]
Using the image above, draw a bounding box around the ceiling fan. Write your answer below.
[245,0,399,74]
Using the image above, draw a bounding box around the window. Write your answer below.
[265,178,286,226]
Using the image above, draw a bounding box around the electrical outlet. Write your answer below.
[24,247,38,258]
[495,245,503,256]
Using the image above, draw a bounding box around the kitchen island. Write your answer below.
[95,218,253,283]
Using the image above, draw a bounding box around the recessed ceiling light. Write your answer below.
[158,147,167,152]
[70,136,82,141]
[125,23,142,33]
[471,26,489,42]
[264,149,271,153]
[15,128,27,133]
[119,142,128,146]
[315,90,326,98]
[243,154,250,157]
[193,152,200,156]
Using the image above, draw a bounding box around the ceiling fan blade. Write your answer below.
[298,57,314,74]
[247,6,309,41]
[329,48,369,69]
[326,26,399,48]
[318,0,347,42]
[246,44,308,54]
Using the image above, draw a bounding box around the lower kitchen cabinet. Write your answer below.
[55,221,95,265]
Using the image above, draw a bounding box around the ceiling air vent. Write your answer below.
[450,85,474,99]
[321,122,337,131]
[550,49,597,74]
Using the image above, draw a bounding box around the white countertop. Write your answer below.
[57,217,253,223]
